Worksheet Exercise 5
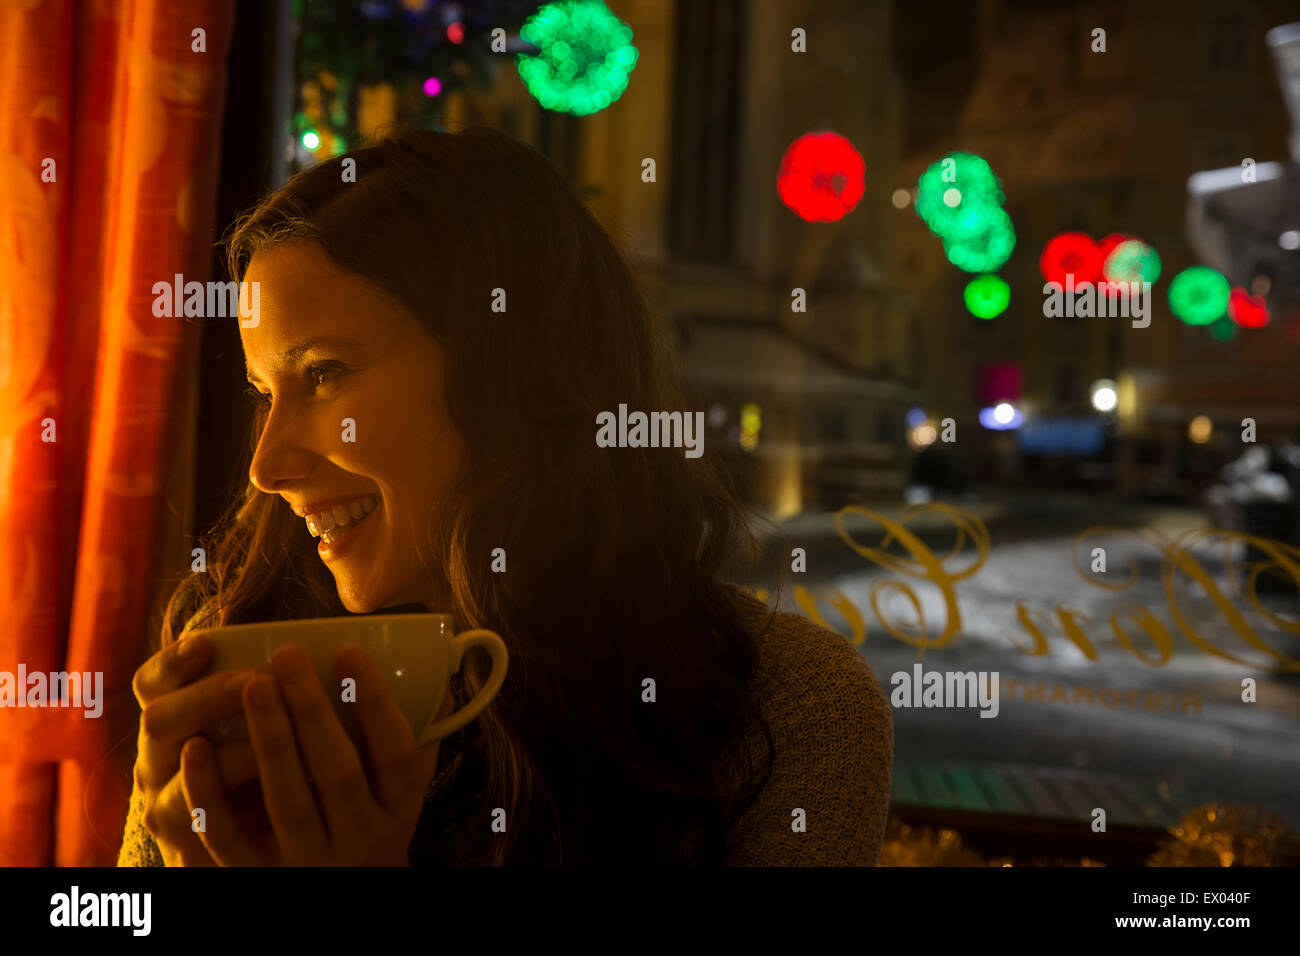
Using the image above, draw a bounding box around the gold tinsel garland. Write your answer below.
[881,803,1300,867]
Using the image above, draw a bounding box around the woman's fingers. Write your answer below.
[336,646,441,813]
[269,646,375,837]
[132,635,212,706]
[213,739,260,791]
[181,737,276,866]
[145,772,217,867]
[242,672,330,860]
[140,670,257,753]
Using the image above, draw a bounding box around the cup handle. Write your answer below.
[416,628,509,746]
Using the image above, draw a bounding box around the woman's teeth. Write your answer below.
[305,494,380,542]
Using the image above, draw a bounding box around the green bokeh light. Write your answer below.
[916,153,1004,235]
[916,152,1015,272]
[942,206,1016,273]
[1209,315,1238,342]
[1103,239,1162,284]
[964,274,1010,319]
[1168,266,1229,325]
[516,0,638,116]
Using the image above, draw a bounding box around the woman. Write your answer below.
[118,125,893,866]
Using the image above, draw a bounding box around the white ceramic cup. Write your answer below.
[190,613,508,749]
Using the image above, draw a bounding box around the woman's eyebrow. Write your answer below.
[244,336,364,383]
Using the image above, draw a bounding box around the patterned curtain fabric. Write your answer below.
[0,0,234,865]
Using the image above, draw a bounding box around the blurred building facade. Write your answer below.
[445,0,920,518]
[440,0,1298,513]
[893,0,1300,502]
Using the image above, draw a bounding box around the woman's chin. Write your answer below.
[335,584,382,616]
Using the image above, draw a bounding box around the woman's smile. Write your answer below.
[295,493,383,558]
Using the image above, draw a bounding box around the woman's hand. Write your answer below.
[183,644,446,866]
[130,635,262,867]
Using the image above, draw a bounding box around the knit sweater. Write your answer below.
[116,583,894,866]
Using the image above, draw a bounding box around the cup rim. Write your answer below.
[186,612,454,638]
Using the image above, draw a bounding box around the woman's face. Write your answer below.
[240,241,464,614]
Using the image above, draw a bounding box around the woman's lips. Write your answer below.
[318,500,380,558]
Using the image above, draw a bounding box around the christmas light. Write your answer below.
[516,0,639,116]
[942,207,1016,273]
[447,21,465,44]
[1040,233,1103,287]
[1102,239,1161,284]
[964,275,1010,319]
[301,130,321,150]
[1168,266,1229,325]
[423,76,442,97]
[915,152,1004,236]
[776,132,866,222]
[914,152,1014,272]
[1227,287,1270,327]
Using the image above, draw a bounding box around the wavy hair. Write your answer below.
[160,124,774,865]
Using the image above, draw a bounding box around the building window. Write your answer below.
[668,0,747,263]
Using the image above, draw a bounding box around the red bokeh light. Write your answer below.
[776,132,866,222]
[447,21,465,44]
[1228,287,1269,327]
[1040,233,1104,286]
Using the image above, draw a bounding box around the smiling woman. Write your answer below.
[238,241,466,612]
[117,125,893,867]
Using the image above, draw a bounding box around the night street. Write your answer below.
[752,499,1300,832]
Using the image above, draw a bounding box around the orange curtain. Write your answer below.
[0,0,234,865]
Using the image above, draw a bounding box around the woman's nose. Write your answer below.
[248,406,314,493]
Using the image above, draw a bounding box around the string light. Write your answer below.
[964,274,1010,319]
[516,0,639,115]
[1168,266,1229,325]
[1227,287,1270,328]
[913,154,1016,273]
[777,132,866,222]
[1040,233,1103,287]
[1102,239,1161,284]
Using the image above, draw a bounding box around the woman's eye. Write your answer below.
[308,361,343,389]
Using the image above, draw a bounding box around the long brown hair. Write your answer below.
[163,124,774,865]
